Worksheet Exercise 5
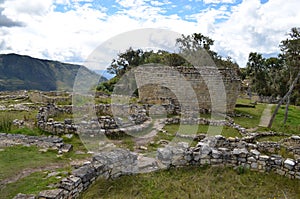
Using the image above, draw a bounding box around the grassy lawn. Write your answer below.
[0,133,90,198]
[271,105,300,135]
[0,146,66,183]
[233,98,299,135]
[163,124,241,138]
[81,166,300,199]
[1,170,69,199]
[233,98,266,128]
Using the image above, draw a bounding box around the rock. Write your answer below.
[232,148,248,157]
[60,176,82,191]
[64,134,73,139]
[64,119,73,125]
[157,140,169,145]
[259,155,270,161]
[60,144,73,153]
[13,193,36,199]
[46,171,60,178]
[250,149,260,158]
[139,146,148,150]
[38,189,66,199]
[284,158,295,170]
[291,136,300,140]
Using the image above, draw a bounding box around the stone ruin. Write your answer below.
[13,135,300,199]
[134,66,240,113]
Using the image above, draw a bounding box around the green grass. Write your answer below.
[0,146,66,182]
[162,124,241,138]
[271,105,300,135]
[1,170,69,199]
[257,135,288,142]
[0,110,38,122]
[233,101,266,129]
[80,166,300,199]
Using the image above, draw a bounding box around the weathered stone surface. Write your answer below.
[284,159,296,170]
[38,189,66,199]
[13,193,36,199]
[0,133,71,152]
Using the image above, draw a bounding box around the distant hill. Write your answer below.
[0,53,107,91]
[94,70,115,80]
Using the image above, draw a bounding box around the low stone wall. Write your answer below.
[28,91,71,104]
[14,148,138,199]
[36,104,150,136]
[14,135,300,199]
[0,133,72,153]
[157,136,300,179]
[165,117,227,126]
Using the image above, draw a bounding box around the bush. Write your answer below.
[0,115,13,133]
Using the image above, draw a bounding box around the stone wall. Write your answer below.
[36,104,151,137]
[135,66,240,113]
[14,136,300,199]
[14,148,138,199]
[0,133,72,153]
[157,136,300,179]
[29,91,71,104]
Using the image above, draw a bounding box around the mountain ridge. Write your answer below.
[0,53,107,91]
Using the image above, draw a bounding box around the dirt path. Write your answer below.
[259,104,274,127]
[134,118,166,146]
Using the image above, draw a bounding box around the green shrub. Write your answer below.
[0,114,13,133]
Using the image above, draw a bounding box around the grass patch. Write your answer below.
[257,135,288,142]
[162,124,241,138]
[0,110,38,122]
[1,170,68,199]
[9,127,50,136]
[271,105,300,135]
[0,146,66,182]
[233,102,266,129]
[80,166,300,199]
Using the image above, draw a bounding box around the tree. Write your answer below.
[246,52,268,96]
[268,27,300,127]
[107,47,146,76]
[176,33,214,52]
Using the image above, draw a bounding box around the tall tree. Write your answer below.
[246,52,268,96]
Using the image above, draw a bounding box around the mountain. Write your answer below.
[0,53,107,91]
[94,70,115,80]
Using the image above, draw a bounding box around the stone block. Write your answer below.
[38,189,66,199]
[284,158,295,170]
[13,193,36,199]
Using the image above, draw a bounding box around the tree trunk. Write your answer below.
[283,95,290,124]
[268,71,300,128]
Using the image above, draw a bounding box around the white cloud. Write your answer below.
[0,0,299,70]
[213,0,300,67]
[199,0,236,4]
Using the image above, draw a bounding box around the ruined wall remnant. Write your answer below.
[135,66,240,113]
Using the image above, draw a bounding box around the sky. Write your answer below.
[0,0,299,70]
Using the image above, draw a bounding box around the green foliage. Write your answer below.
[0,114,12,133]
[81,166,300,199]
[102,32,241,92]
[244,27,300,104]
[96,76,119,93]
